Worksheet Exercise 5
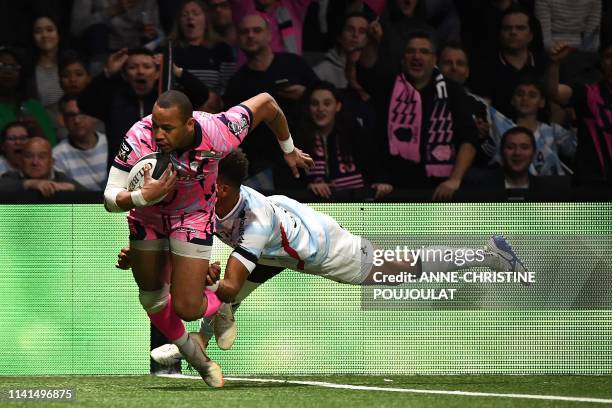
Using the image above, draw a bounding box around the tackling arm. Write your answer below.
[209,257,250,303]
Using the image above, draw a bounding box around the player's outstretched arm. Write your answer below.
[240,93,314,177]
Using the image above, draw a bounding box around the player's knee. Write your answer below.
[138,284,169,313]
[172,297,203,321]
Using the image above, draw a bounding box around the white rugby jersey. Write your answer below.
[215,186,337,274]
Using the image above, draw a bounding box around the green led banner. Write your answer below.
[0,203,611,375]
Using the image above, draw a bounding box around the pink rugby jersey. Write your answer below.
[113,105,252,224]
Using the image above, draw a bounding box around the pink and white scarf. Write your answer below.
[387,72,455,178]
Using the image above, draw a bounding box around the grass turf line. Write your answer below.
[0,375,611,408]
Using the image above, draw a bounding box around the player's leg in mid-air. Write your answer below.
[360,234,527,285]
[314,217,527,286]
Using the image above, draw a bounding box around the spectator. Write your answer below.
[423,0,462,45]
[229,0,314,60]
[324,0,382,47]
[535,0,600,53]
[313,12,378,139]
[0,136,84,196]
[30,16,65,113]
[302,0,381,53]
[299,81,392,200]
[71,0,164,68]
[470,6,547,118]
[362,0,434,73]
[53,96,108,191]
[457,0,544,62]
[59,51,92,97]
[313,12,369,89]
[546,42,612,186]
[224,14,317,189]
[460,126,566,201]
[0,121,31,175]
[205,0,238,49]
[170,0,236,112]
[359,31,478,200]
[57,52,103,142]
[499,126,556,191]
[78,47,209,161]
[535,0,601,83]
[488,78,577,175]
[0,47,56,144]
[438,42,497,168]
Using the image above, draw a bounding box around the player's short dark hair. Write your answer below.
[405,30,437,53]
[219,149,249,188]
[501,126,536,151]
[156,90,193,122]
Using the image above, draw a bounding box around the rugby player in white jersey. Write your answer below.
[117,149,527,363]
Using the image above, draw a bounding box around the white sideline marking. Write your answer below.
[156,374,612,404]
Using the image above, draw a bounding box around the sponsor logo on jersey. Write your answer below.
[117,139,133,162]
[219,114,249,137]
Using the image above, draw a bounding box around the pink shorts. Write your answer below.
[127,212,213,259]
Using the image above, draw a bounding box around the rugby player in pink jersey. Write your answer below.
[103,89,313,387]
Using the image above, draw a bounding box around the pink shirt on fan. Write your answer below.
[231,0,312,65]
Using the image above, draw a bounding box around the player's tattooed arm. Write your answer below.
[240,93,290,140]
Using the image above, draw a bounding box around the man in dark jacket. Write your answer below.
[78,47,209,164]
[360,31,478,200]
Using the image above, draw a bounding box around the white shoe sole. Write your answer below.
[150,343,182,366]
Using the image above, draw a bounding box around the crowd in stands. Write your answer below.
[0,0,610,202]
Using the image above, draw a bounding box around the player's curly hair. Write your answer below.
[219,148,249,187]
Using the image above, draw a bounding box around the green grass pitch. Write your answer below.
[1,375,611,407]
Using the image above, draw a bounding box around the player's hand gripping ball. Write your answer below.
[126,152,175,205]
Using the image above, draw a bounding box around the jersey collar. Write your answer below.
[216,189,245,222]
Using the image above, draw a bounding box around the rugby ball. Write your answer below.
[126,152,174,204]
